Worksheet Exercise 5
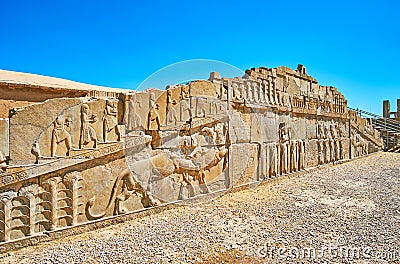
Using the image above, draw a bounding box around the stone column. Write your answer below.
[383,100,390,118]
[397,99,400,118]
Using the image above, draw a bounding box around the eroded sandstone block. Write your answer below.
[0,118,9,161]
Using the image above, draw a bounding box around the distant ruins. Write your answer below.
[383,99,400,119]
[0,64,383,251]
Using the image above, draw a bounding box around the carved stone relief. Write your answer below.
[126,93,142,131]
[103,100,120,143]
[0,64,383,248]
[79,104,98,149]
[51,116,72,157]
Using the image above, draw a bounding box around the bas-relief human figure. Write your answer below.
[315,120,347,164]
[103,100,120,143]
[127,93,142,131]
[324,125,332,163]
[278,123,290,174]
[289,139,297,172]
[147,103,162,149]
[259,143,272,179]
[269,142,278,177]
[298,140,305,170]
[51,116,72,157]
[166,99,178,126]
[165,89,175,125]
[325,124,333,163]
[178,84,192,121]
[181,85,190,100]
[166,89,173,110]
[329,123,339,161]
[356,132,367,157]
[258,143,267,181]
[355,132,368,156]
[79,104,98,149]
[316,121,326,165]
[338,123,347,160]
[350,130,358,158]
[266,136,305,175]
[180,97,191,122]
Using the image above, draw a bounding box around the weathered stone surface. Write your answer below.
[0,119,9,161]
[0,64,383,249]
[9,98,82,164]
[2,152,398,263]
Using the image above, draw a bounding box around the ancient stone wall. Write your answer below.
[0,65,383,249]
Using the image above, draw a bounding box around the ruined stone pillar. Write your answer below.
[383,100,390,118]
[397,99,400,118]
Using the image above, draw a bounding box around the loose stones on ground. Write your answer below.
[1,152,399,263]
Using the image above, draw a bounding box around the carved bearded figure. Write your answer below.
[79,104,98,149]
[147,103,161,149]
[51,115,72,156]
[103,100,120,142]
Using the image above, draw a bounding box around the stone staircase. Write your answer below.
[349,107,400,152]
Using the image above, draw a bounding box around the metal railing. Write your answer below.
[348,107,400,151]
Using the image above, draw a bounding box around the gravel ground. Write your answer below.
[1,152,399,263]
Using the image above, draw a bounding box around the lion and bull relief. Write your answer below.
[87,122,230,220]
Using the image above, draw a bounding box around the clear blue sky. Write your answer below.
[0,0,399,114]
